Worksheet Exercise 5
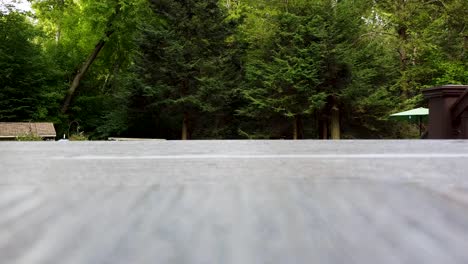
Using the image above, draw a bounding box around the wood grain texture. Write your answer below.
[1,140,468,264]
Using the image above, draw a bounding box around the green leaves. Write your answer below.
[0,11,61,121]
[118,0,242,138]
[2,0,465,139]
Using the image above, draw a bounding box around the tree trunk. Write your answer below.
[61,3,121,113]
[323,123,328,139]
[293,117,298,140]
[292,115,303,140]
[55,0,64,44]
[61,38,109,113]
[182,112,189,140]
[319,119,328,139]
[462,35,468,59]
[56,26,61,43]
[398,26,409,99]
[399,49,409,99]
[102,57,123,93]
[330,104,340,140]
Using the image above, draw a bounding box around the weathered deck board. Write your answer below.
[1,140,468,264]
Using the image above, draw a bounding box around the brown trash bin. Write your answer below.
[423,85,468,139]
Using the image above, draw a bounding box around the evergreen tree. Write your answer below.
[0,10,61,121]
[1,0,465,139]
[240,0,392,139]
[129,0,239,139]
[240,10,324,139]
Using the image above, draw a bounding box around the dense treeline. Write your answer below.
[0,0,466,139]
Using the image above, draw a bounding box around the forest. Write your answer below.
[1,0,467,139]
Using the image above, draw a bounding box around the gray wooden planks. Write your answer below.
[1,140,468,263]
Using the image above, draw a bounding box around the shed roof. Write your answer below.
[0,122,56,138]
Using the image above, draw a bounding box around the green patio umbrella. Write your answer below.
[389,107,429,136]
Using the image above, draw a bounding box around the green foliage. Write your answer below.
[15,134,44,141]
[69,132,88,141]
[121,0,242,139]
[1,0,466,139]
[0,11,62,122]
[27,0,152,136]
[238,0,399,138]
[240,11,323,117]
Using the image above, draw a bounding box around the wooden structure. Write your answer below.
[423,85,468,139]
[3,140,468,263]
[0,122,56,140]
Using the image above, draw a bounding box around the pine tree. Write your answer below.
[240,0,384,139]
[240,10,324,139]
[131,0,239,139]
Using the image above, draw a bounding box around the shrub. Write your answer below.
[15,133,43,141]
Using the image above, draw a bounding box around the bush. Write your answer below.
[69,132,88,141]
[15,133,43,141]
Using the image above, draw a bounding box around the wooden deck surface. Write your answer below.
[2,140,468,264]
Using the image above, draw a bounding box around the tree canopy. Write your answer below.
[1,0,466,139]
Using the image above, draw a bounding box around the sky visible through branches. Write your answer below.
[1,0,31,12]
